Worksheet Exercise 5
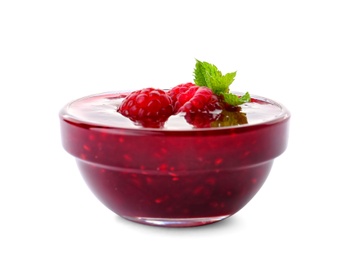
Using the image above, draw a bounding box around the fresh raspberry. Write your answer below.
[168,83,220,113]
[167,82,196,108]
[118,88,174,128]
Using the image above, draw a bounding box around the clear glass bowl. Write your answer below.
[59,91,290,227]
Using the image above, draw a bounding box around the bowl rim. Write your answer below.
[59,91,290,133]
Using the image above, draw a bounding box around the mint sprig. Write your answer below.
[222,92,251,106]
[193,59,250,106]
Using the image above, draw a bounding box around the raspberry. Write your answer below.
[168,83,220,113]
[167,82,196,108]
[118,88,174,128]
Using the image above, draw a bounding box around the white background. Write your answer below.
[1,0,357,259]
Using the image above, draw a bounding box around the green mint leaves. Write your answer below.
[221,92,251,106]
[193,60,236,94]
[193,59,250,106]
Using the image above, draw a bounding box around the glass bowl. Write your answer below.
[59,91,290,227]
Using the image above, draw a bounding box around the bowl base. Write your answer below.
[121,215,230,227]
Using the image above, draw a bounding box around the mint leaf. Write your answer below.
[193,60,207,87]
[193,59,250,106]
[194,59,236,94]
[200,61,223,91]
[194,60,223,88]
[221,72,236,90]
[222,92,251,106]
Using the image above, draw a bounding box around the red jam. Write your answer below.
[60,92,290,226]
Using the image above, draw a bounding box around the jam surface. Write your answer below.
[60,92,290,224]
[63,92,287,130]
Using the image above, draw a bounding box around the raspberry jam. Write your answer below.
[60,91,290,227]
